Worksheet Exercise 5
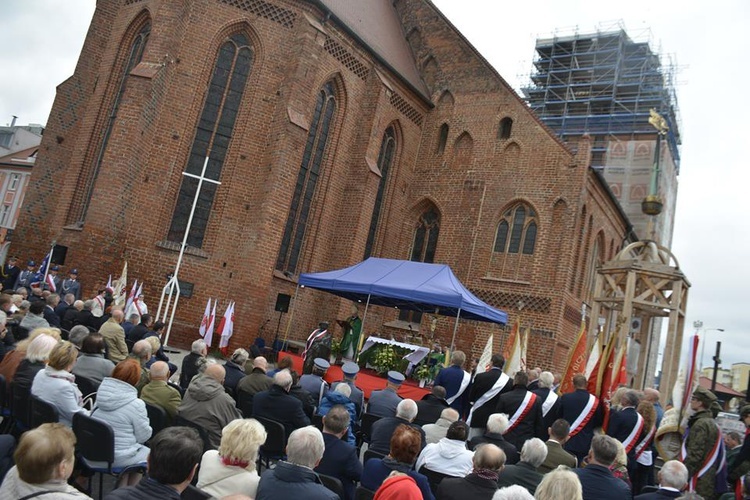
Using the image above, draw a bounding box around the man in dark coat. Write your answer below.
[43,294,62,328]
[433,350,471,415]
[223,348,249,392]
[497,438,547,495]
[729,405,750,489]
[574,435,631,500]
[73,300,97,330]
[634,459,688,499]
[54,293,73,323]
[468,354,512,434]
[558,374,603,464]
[369,399,426,455]
[105,426,204,500]
[532,371,560,430]
[237,356,274,402]
[437,443,505,500]
[606,389,644,473]
[469,413,520,465]
[414,385,450,426]
[127,314,153,343]
[252,369,311,438]
[0,257,20,292]
[256,427,337,500]
[179,339,207,389]
[495,370,545,450]
[315,405,362,500]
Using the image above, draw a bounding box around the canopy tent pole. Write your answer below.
[282,283,300,347]
[354,294,372,363]
[449,308,462,353]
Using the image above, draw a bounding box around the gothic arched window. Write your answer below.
[494,204,537,255]
[276,82,337,273]
[70,20,151,225]
[364,126,396,258]
[168,33,253,248]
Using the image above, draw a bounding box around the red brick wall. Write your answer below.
[13,0,630,373]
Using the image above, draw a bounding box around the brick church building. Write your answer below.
[13,0,634,370]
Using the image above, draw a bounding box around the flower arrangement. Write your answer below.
[414,363,432,382]
[372,345,398,375]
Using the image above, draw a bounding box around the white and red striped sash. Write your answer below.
[303,328,328,359]
[634,424,656,459]
[622,412,645,453]
[569,394,599,437]
[680,422,725,492]
[507,392,538,432]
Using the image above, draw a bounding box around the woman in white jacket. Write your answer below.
[92,358,152,485]
[31,340,89,427]
[197,418,267,498]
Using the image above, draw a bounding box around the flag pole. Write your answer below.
[449,308,462,354]
[41,241,55,286]
[354,294,371,363]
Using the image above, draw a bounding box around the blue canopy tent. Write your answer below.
[293,257,507,354]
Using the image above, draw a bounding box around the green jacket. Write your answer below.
[684,409,722,500]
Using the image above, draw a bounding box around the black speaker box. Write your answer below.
[51,244,68,265]
[275,293,291,313]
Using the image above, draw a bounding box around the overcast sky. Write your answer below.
[1,1,748,371]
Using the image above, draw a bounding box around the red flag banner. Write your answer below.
[504,319,520,359]
[560,318,589,395]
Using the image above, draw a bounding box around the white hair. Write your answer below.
[25,334,58,363]
[286,426,325,468]
[191,339,207,355]
[520,438,548,467]
[659,460,689,490]
[538,371,554,389]
[396,399,418,422]
[440,408,460,422]
[273,369,293,390]
[231,348,249,365]
[334,383,351,398]
[492,485,535,500]
[487,413,510,434]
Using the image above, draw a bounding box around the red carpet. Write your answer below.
[279,351,430,400]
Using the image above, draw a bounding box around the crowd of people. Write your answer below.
[0,260,749,499]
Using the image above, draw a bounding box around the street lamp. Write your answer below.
[696,323,725,371]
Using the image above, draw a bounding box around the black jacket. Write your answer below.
[127,323,150,343]
[532,386,561,429]
[414,393,450,426]
[315,431,363,500]
[468,432,519,465]
[437,473,498,500]
[179,352,203,389]
[369,416,426,455]
[558,389,603,461]
[468,368,511,428]
[43,305,61,328]
[497,461,544,495]
[575,464,631,500]
[607,406,642,466]
[495,385,545,449]
[252,384,311,438]
[104,477,181,500]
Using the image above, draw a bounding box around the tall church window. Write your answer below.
[276,82,337,273]
[399,207,440,323]
[71,20,151,225]
[364,127,396,258]
[167,33,253,247]
[493,204,537,255]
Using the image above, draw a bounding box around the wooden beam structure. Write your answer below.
[588,240,690,397]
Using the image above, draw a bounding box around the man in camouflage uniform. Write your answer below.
[683,386,727,500]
